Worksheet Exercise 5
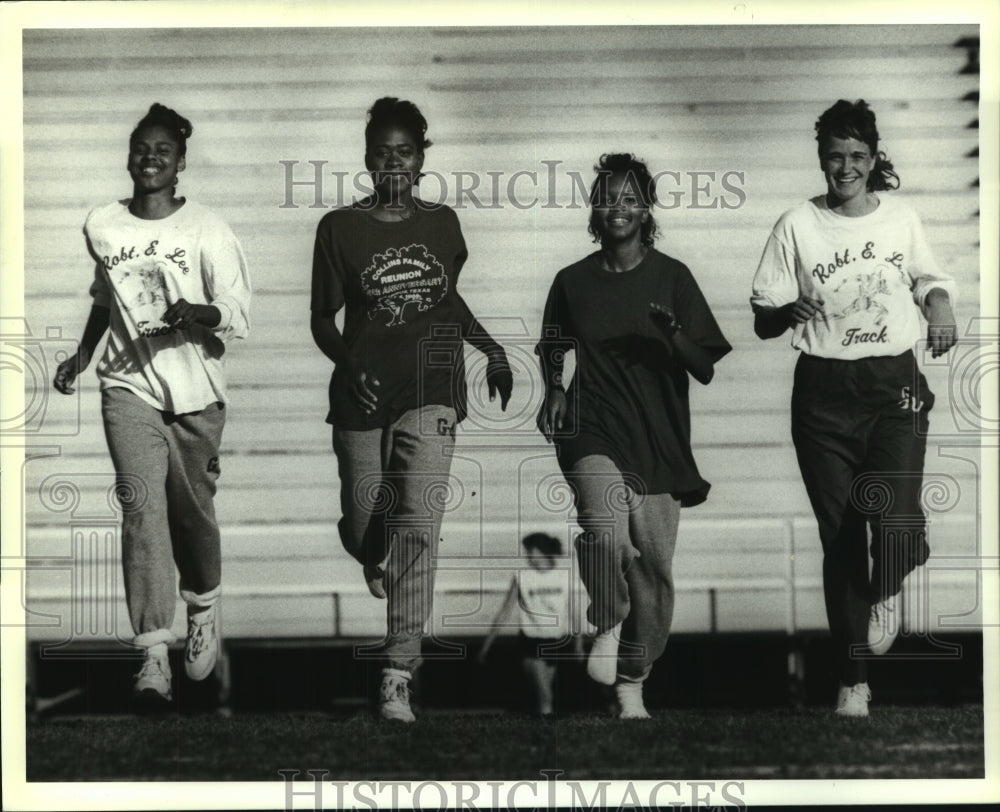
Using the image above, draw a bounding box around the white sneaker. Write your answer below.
[615,680,651,719]
[587,622,623,686]
[587,623,622,685]
[364,565,387,600]
[133,647,173,705]
[379,668,415,723]
[834,682,871,717]
[184,605,219,681]
[868,593,900,655]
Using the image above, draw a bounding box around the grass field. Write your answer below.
[25,705,984,782]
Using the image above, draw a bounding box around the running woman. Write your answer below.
[53,103,252,708]
[310,97,512,723]
[478,533,579,717]
[750,99,957,717]
[537,153,731,719]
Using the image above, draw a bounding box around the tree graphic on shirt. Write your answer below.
[361,244,448,328]
[377,291,425,326]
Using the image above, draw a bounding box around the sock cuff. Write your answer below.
[382,667,412,681]
[134,628,175,649]
[179,582,221,609]
[616,665,652,685]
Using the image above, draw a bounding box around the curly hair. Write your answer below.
[130,103,193,156]
[365,97,432,151]
[587,153,659,247]
[522,532,563,558]
[815,99,899,192]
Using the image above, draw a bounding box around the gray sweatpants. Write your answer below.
[567,454,681,682]
[333,405,457,672]
[102,387,224,649]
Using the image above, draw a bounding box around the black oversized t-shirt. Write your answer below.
[538,249,731,505]
[311,203,470,429]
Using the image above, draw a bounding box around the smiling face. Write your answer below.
[365,125,424,198]
[591,172,649,245]
[820,135,876,205]
[128,124,185,195]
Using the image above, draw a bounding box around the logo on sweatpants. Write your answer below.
[207,456,221,474]
[898,386,925,413]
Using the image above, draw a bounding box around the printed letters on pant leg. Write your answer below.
[864,371,934,602]
[101,388,176,640]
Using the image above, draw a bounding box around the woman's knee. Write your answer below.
[633,554,674,594]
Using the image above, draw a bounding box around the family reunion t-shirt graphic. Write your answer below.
[361,243,449,327]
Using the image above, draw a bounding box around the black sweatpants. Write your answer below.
[791,351,933,686]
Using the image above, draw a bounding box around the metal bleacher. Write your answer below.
[17,24,984,692]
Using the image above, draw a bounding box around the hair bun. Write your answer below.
[365,96,431,150]
[132,103,193,153]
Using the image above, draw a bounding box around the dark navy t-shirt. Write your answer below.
[311,203,470,429]
[538,249,731,504]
